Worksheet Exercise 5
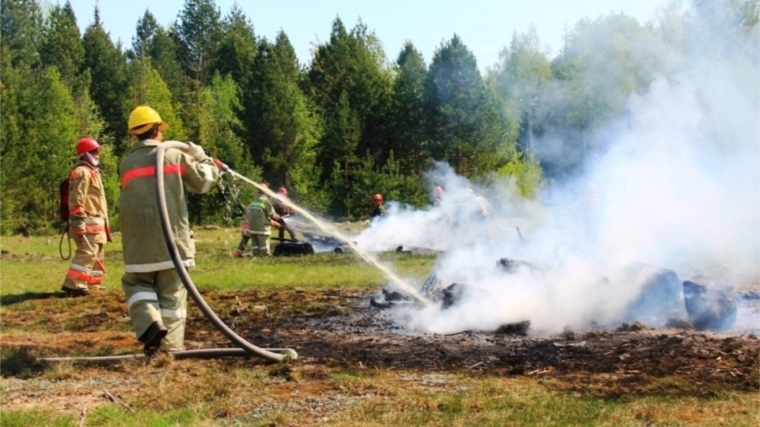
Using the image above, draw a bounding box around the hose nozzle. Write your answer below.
[213,158,229,172]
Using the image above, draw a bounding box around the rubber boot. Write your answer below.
[140,321,168,357]
[61,285,89,297]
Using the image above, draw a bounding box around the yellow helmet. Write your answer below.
[128,106,169,135]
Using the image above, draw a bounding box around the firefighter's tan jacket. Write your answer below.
[119,139,219,273]
[69,160,110,244]
[245,195,279,236]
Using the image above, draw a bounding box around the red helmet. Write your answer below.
[76,137,101,155]
[277,187,288,195]
[433,186,443,195]
[372,193,383,202]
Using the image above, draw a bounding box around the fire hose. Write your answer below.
[38,142,296,363]
[81,234,106,273]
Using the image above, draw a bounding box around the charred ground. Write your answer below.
[2,288,758,400]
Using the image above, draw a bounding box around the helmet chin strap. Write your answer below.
[82,151,99,167]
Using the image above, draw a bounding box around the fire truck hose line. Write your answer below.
[37,141,297,364]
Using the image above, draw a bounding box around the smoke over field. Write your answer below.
[357,6,760,335]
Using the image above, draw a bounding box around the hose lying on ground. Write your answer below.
[37,348,294,362]
[37,141,297,363]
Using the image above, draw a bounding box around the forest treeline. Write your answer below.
[1,0,757,235]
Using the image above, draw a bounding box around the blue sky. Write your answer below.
[66,0,672,71]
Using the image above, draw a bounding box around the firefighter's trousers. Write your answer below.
[251,234,271,256]
[62,233,105,291]
[122,269,187,351]
[236,235,251,255]
[278,223,296,240]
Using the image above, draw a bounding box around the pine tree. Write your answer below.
[548,14,662,177]
[425,34,513,176]
[82,7,128,145]
[130,11,186,105]
[389,42,429,177]
[175,0,223,141]
[131,11,159,60]
[1,0,44,68]
[213,5,258,152]
[190,72,254,223]
[125,58,186,143]
[213,4,256,85]
[0,67,81,233]
[39,1,85,91]
[306,18,393,214]
[247,33,322,203]
[490,25,551,152]
[175,0,222,86]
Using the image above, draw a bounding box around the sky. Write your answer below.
[65,0,672,71]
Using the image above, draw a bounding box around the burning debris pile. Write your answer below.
[345,3,759,340]
[352,25,758,337]
[369,255,743,336]
[683,278,738,331]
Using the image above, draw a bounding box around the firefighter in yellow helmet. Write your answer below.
[61,137,111,296]
[119,105,222,356]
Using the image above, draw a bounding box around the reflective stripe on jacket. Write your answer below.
[119,139,219,273]
[246,195,278,235]
[68,161,109,244]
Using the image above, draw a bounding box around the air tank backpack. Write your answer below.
[58,176,72,260]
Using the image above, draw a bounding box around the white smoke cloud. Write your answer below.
[356,8,760,335]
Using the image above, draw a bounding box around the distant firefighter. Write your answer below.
[273,186,297,240]
[431,185,444,205]
[237,185,281,256]
[370,193,386,219]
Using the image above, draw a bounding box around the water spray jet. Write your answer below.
[227,170,432,306]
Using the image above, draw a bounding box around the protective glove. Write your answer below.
[185,142,207,161]
[213,158,228,171]
[270,220,281,228]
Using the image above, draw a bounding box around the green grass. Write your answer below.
[326,373,759,427]
[1,228,758,427]
[4,371,756,427]
[0,406,204,427]
[0,410,78,427]
[0,227,435,301]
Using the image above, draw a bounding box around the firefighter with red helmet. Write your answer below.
[273,187,297,240]
[432,185,444,205]
[370,193,386,219]
[119,105,221,355]
[61,137,111,296]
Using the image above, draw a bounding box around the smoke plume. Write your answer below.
[356,6,760,334]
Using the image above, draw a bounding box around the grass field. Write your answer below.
[1,228,758,426]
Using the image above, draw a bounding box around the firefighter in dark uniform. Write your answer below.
[273,187,297,240]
